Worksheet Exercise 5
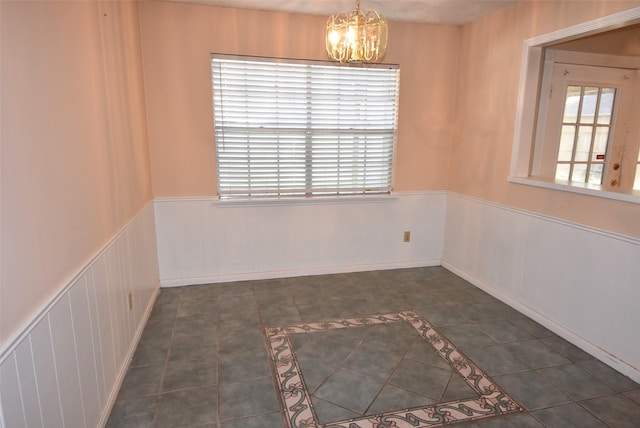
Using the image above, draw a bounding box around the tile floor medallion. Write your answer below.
[266,310,523,428]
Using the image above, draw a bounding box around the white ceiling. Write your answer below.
[165,0,522,25]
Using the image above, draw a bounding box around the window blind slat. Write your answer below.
[212,55,399,199]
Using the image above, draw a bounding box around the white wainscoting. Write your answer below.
[0,202,160,428]
[154,192,447,286]
[442,192,640,383]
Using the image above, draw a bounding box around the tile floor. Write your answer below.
[107,267,640,427]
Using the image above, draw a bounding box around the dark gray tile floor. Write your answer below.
[107,267,640,427]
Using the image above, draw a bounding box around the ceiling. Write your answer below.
[164,0,522,25]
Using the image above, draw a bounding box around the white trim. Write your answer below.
[212,194,398,207]
[154,196,218,203]
[154,195,399,206]
[448,191,640,244]
[510,6,640,181]
[160,259,441,287]
[153,190,447,208]
[391,190,448,197]
[0,200,154,362]
[441,259,640,382]
[510,37,544,177]
[508,176,640,205]
[527,7,640,47]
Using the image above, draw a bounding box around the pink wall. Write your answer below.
[451,0,640,237]
[555,24,640,57]
[140,0,640,238]
[0,1,153,345]
[138,1,460,196]
[3,0,639,349]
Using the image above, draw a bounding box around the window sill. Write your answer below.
[212,193,398,207]
[508,176,640,204]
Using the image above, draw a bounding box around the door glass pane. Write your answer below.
[575,126,592,161]
[558,125,575,161]
[597,88,616,125]
[555,164,570,181]
[579,87,598,124]
[571,164,587,182]
[588,164,604,185]
[555,81,628,188]
[563,86,581,123]
[592,126,610,161]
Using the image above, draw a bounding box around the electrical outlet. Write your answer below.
[128,292,133,311]
[403,231,411,242]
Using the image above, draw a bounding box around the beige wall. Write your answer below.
[450,0,640,238]
[0,1,153,345]
[138,1,460,196]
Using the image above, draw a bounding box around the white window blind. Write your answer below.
[211,55,399,199]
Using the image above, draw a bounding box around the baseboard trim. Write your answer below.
[441,259,640,383]
[160,259,441,287]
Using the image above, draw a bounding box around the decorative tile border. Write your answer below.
[265,311,522,428]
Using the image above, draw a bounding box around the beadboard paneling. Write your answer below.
[442,193,640,383]
[154,192,447,286]
[0,202,159,428]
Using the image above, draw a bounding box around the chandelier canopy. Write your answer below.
[326,0,388,64]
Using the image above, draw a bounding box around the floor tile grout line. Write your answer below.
[150,287,182,427]
[361,322,430,417]
[575,394,628,428]
[297,325,404,419]
[108,268,640,427]
[268,311,524,428]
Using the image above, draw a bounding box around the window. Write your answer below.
[211,55,400,199]
[510,7,640,202]
[531,50,639,190]
[554,85,614,185]
[555,85,617,184]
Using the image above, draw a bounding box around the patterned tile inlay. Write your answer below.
[265,311,522,428]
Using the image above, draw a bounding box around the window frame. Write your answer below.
[509,7,640,204]
[211,54,400,201]
[531,50,639,187]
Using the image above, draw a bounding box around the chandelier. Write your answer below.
[326,0,388,63]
